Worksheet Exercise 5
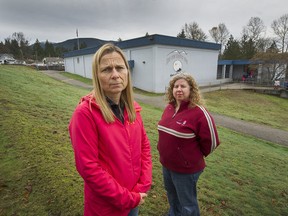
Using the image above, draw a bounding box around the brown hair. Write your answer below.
[165,72,204,107]
[91,43,135,123]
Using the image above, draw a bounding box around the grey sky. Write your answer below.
[0,0,287,44]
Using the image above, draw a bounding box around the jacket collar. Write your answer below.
[170,100,190,109]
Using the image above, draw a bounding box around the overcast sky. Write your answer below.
[1,0,287,44]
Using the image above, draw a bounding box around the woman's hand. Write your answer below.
[139,193,147,205]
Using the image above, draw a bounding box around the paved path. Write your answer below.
[42,70,288,147]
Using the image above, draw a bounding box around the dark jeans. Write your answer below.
[128,206,139,216]
[163,166,203,216]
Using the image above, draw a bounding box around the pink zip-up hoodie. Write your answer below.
[69,94,152,216]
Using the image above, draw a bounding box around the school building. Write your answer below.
[63,34,231,93]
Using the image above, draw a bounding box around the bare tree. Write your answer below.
[11,32,30,59]
[256,37,274,53]
[209,27,219,43]
[251,52,288,82]
[12,32,25,46]
[271,13,288,53]
[242,17,271,53]
[184,22,207,41]
[209,23,229,54]
[242,17,266,42]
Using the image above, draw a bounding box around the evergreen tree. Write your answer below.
[44,40,56,57]
[10,39,21,59]
[33,39,44,61]
[4,39,11,54]
[80,42,87,49]
[177,28,186,38]
[222,35,242,59]
[20,38,32,59]
[55,46,68,57]
[73,42,78,50]
[184,22,207,41]
[0,41,5,53]
[240,34,257,59]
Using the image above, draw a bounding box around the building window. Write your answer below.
[217,65,223,79]
[225,65,230,78]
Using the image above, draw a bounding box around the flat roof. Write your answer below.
[218,59,253,65]
[64,34,221,58]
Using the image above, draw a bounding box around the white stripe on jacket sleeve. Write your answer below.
[197,105,217,153]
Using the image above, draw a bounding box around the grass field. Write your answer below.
[61,71,288,131]
[1,65,287,216]
[203,89,288,131]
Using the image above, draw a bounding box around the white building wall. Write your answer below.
[83,55,93,79]
[64,55,93,79]
[154,46,175,93]
[74,57,85,77]
[64,44,220,93]
[188,49,219,86]
[154,45,220,93]
[64,58,74,74]
[130,46,154,92]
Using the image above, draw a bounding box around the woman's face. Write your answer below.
[172,78,190,105]
[98,51,128,99]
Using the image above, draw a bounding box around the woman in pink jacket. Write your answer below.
[69,43,152,216]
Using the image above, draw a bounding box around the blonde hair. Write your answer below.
[91,43,136,123]
[165,72,204,107]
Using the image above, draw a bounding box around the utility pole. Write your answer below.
[76,29,80,50]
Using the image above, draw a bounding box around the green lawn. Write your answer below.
[62,71,288,131]
[203,89,288,131]
[1,65,287,216]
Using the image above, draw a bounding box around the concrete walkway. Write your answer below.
[42,70,288,147]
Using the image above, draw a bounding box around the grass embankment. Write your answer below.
[61,71,288,131]
[1,65,287,216]
[204,90,288,131]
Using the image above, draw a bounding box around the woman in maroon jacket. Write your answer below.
[69,43,152,216]
[157,72,220,216]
